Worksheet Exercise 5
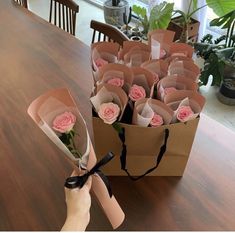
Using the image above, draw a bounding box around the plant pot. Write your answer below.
[167,16,200,42]
[120,25,132,37]
[130,36,142,42]
[217,78,235,105]
[103,0,129,27]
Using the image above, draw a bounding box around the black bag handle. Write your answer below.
[114,125,169,181]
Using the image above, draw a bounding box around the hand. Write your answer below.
[61,171,92,231]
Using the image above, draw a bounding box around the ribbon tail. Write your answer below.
[91,175,125,229]
[95,170,112,198]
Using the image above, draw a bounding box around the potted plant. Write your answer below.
[168,0,206,43]
[194,10,235,105]
[103,0,129,27]
[132,1,174,40]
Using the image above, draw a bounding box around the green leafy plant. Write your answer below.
[132,1,174,38]
[172,0,206,42]
[194,10,235,86]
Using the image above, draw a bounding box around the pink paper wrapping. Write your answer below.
[132,98,174,127]
[169,42,194,58]
[163,90,205,123]
[141,59,169,79]
[131,67,156,98]
[91,42,120,82]
[157,75,198,101]
[118,41,150,61]
[168,60,200,82]
[96,63,133,94]
[91,83,128,121]
[148,29,175,56]
[123,49,151,67]
[27,88,125,229]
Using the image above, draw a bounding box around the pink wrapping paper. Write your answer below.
[132,98,174,127]
[141,59,169,79]
[169,42,194,58]
[157,75,198,101]
[96,63,133,94]
[91,84,128,121]
[118,41,150,61]
[27,88,125,229]
[163,90,205,123]
[168,60,200,82]
[131,67,156,98]
[148,29,175,56]
[123,49,151,67]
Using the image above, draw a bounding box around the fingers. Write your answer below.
[83,176,92,191]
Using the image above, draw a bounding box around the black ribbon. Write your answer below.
[64,152,114,197]
[116,126,169,181]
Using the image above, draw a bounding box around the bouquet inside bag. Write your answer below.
[90,36,206,178]
[27,88,125,229]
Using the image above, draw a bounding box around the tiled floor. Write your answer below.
[28,0,235,132]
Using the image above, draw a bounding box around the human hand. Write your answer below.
[61,171,92,231]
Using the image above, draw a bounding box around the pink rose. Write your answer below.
[95,58,108,69]
[164,87,177,95]
[107,77,124,87]
[177,106,194,122]
[53,111,76,133]
[129,84,146,102]
[98,102,120,124]
[160,49,167,59]
[150,113,164,127]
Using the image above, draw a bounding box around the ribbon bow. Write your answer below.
[64,152,114,197]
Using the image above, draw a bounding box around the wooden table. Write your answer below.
[1,1,235,231]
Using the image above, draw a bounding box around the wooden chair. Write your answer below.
[14,0,28,8]
[49,0,79,36]
[90,20,129,46]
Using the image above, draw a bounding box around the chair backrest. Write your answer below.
[49,0,79,36]
[90,20,129,46]
[14,0,28,8]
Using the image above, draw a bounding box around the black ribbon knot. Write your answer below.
[64,152,114,197]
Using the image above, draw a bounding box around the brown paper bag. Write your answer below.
[92,116,199,177]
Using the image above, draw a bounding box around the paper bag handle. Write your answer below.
[116,127,169,180]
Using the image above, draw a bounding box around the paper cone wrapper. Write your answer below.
[91,42,120,71]
[124,49,151,67]
[164,55,194,65]
[91,83,128,121]
[118,41,150,61]
[164,90,205,117]
[148,29,175,55]
[169,42,194,58]
[168,60,200,82]
[141,59,169,79]
[157,75,198,101]
[28,88,125,229]
[27,88,94,168]
[96,63,133,93]
[131,67,156,97]
[132,98,174,127]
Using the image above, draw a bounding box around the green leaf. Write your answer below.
[112,122,123,134]
[206,0,235,17]
[192,0,198,11]
[132,5,147,19]
[149,1,174,31]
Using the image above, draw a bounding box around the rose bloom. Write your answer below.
[160,49,167,59]
[177,106,194,123]
[150,113,164,127]
[164,87,177,95]
[107,77,124,87]
[98,102,120,124]
[53,111,76,133]
[95,58,108,69]
[129,84,146,102]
